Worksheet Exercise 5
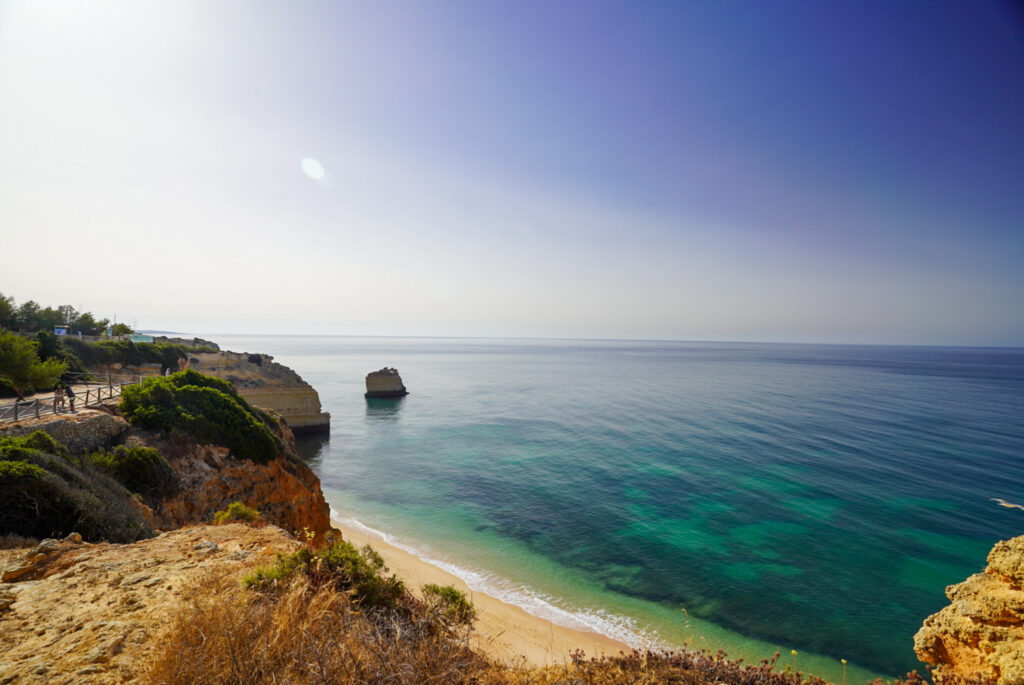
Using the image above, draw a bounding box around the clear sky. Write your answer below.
[2,1,1022,345]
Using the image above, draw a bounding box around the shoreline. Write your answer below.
[330,514,631,667]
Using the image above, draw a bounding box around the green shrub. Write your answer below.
[63,338,217,373]
[213,501,260,524]
[120,370,278,463]
[422,583,476,625]
[19,430,68,457]
[245,541,406,612]
[89,445,175,500]
[0,432,155,542]
[0,459,47,481]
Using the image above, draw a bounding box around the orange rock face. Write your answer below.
[914,535,1024,684]
[152,443,334,542]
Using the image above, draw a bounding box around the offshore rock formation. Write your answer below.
[914,535,1024,684]
[365,367,409,398]
[188,351,331,434]
[0,524,299,683]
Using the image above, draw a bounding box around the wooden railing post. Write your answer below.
[13,403,17,422]
[35,402,40,419]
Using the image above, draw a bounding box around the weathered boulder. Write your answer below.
[1,533,84,583]
[915,535,1024,684]
[1,412,129,454]
[365,367,408,398]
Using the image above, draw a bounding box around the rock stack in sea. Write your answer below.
[365,367,408,398]
[914,534,1024,684]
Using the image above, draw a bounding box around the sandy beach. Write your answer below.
[332,516,631,667]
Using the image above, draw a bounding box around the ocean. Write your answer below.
[214,336,1024,681]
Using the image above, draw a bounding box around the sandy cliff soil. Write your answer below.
[0,524,299,684]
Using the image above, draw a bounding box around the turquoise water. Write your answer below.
[216,336,1024,681]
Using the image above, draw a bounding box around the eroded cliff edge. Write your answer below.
[89,349,331,435]
[915,535,1024,684]
[187,352,330,434]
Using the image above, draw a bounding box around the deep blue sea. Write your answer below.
[216,336,1024,681]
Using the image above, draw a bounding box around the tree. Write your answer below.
[110,322,134,336]
[36,307,64,331]
[0,331,67,399]
[58,305,78,326]
[35,331,60,361]
[0,293,15,330]
[72,312,109,336]
[15,300,40,331]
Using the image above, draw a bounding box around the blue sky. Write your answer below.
[1,1,1022,344]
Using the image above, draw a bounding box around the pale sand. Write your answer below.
[332,516,631,668]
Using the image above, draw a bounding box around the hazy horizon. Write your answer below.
[3,1,1022,346]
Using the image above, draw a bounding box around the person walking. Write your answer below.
[65,385,76,412]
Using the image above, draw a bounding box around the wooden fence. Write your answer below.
[0,373,144,425]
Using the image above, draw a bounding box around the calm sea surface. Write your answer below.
[214,336,1024,680]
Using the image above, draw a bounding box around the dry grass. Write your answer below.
[145,558,997,685]
[145,571,494,684]
[0,532,38,549]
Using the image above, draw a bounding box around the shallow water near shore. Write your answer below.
[216,335,1024,681]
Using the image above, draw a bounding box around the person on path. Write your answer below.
[65,385,76,412]
[53,385,64,414]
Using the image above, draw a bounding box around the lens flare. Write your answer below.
[301,157,325,181]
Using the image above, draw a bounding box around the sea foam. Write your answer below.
[331,508,665,652]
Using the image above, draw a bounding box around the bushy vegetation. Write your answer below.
[88,444,176,501]
[120,370,279,463]
[0,431,155,542]
[0,330,67,399]
[423,583,477,625]
[63,338,216,373]
[213,501,260,524]
[245,540,407,613]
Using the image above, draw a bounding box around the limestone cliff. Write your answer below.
[85,349,330,434]
[187,351,331,434]
[915,535,1024,684]
[0,524,299,683]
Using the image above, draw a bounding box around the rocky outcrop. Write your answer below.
[915,535,1024,684]
[119,414,334,543]
[0,523,299,683]
[365,367,408,398]
[0,411,129,454]
[144,439,335,542]
[187,352,330,434]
